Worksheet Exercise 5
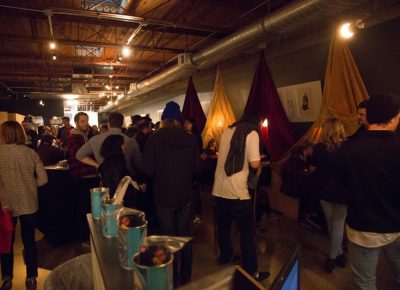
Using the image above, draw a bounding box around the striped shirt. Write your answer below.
[0,144,48,217]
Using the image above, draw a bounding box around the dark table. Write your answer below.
[37,166,78,246]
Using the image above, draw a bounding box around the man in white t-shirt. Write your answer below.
[212,111,269,282]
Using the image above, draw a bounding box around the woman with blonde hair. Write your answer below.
[310,118,348,273]
[0,121,48,290]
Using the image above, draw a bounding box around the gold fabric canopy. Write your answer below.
[202,68,236,147]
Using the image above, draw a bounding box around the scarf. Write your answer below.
[224,122,259,176]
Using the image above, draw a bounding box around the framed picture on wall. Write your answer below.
[277,80,322,122]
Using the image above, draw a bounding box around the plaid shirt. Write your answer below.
[0,144,48,216]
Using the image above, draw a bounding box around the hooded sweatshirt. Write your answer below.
[140,127,201,207]
[67,128,96,179]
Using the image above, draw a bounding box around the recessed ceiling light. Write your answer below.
[49,41,56,50]
[122,46,131,57]
[339,22,354,39]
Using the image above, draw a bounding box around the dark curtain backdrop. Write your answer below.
[245,52,296,161]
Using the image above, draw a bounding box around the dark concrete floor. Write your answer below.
[10,186,397,290]
[189,186,397,290]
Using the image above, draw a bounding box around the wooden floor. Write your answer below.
[6,186,396,290]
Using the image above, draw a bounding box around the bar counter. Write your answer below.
[87,214,246,290]
[87,214,133,290]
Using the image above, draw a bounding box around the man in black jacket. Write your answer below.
[140,101,200,287]
[341,94,400,290]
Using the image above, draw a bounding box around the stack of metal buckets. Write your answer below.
[90,184,186,290]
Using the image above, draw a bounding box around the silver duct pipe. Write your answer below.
[103,0,366,111]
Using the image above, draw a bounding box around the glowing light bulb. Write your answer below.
[122,46,131,57]
[262,118,268,127]
[52,55,57,60]
[339,23,354,39]
[49,41,56,50]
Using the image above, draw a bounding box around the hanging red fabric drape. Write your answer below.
[245,52,296,161]
[182,77,207,134]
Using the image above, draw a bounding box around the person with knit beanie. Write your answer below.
[140,101,200,287]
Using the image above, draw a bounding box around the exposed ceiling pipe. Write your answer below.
[101,0,367,112]
[44,10,54,39]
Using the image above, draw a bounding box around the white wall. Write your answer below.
[121,53,259,124]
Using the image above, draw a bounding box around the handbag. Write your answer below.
[0,206,14,254]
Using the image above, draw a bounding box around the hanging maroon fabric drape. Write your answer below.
[182,77,207,134]
[245,52,296,161]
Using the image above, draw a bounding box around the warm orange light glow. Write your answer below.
[262,118,268,127]
[217,120,223,128]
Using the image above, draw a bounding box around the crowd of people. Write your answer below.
[0,93,399,290]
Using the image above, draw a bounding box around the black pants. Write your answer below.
[191,181,202,216]
[215,197,258,275]
[0,212,38,279]
[156,203,192,287]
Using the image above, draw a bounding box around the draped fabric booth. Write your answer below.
[298,34,370,144]
[202,69,236,147]
[244,52,296,161]
[270,34,370,220]
[182,76,207,136]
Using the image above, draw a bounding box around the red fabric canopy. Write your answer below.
[182,77,207,134]
[245,52,296,161]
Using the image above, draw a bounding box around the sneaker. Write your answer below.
[218,255,240,265]
[0,278,12,290]
[192,216,202,224]
[25,278,37,290]
[335,254,346,268]
[252,271,270,282]
[326,258,336,273]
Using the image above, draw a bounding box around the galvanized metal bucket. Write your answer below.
[132,246,173,290]
[90,187,109,220]
[101,198,122,238]
[117,208,147,269]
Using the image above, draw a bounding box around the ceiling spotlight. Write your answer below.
[49,41,56,50]
[339,22,354,39]
[39,100,45,106]
[122,46,131,58]
[105,85,111,90]
[107,100,112,105]
[52,55,57,60]
[113,92,117,96]
[109,75,113,79]
[115,85,119,90]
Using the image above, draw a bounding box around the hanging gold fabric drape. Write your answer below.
[300,32,370,143]
[202,68,236,147]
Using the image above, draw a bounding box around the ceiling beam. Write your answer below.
[0,70,142,78]
[0,34,188,54]
[0,54,163,68]
[0,5,230,38]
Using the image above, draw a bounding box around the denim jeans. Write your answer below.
[320,200,347,259]
[156,202,192,286]
[0,212,38,279]
[349,237,400,290]
[215,197,258,275]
